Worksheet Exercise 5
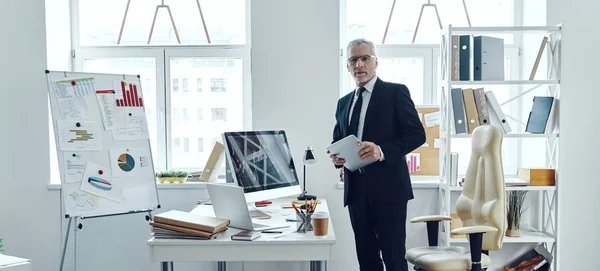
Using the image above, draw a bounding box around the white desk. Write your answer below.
[147,198,336,271]
[0,254,31,271]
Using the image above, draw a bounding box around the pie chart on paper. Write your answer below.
[118,153,135,172]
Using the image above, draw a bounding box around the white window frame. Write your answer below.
[164,48,251,170]
[60,0,252,178]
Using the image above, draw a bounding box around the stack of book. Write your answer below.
[150,210,230,240]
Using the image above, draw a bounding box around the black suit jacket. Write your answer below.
[333,78,426,206]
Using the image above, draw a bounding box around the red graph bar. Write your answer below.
[139,98,143,106]
[406,154,420,173]
[121,81,126,106]
[128,83,134,106]
[132,84,139,106]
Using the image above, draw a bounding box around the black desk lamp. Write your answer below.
[298,146,317,201]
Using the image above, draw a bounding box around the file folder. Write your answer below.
[451,35,460,81]
[485,91,511,133]
[474,36,505,81]
[462,88,480,133]
[459,35,470,81]
[472,88,490,125]
[451,88,468,134]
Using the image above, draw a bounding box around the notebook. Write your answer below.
[231,230,261,241]
[153,210,230,233]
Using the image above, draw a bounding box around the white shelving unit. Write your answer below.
[438,25,561,270]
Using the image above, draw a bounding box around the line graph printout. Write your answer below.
[64,185,99,212]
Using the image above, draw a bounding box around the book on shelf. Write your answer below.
[529,36,549,81]
[153,210,230,234]
[231,230,261,241]
[504,244,552,271]
[525,96,557,134]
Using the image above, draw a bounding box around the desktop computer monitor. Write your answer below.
[221,130,302,203]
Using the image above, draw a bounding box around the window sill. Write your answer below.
[336,178,440,190]
[47,182,211,190]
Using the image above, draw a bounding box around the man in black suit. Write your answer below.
[330,38,426,271]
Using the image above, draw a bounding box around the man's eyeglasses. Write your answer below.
[347,55,376,64]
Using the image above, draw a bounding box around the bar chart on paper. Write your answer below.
[68,129,95,142]
[114,81,144,107]
[406,153,420,173]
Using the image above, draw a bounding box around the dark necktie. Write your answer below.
[348,87,365,137]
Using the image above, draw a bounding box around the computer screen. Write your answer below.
[221,130,302,202]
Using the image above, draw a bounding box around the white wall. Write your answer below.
[0,1,62,271]
[547,0,600,270]
[249,0,345,270]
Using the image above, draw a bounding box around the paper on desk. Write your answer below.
[268,229,298,239]
[0,254,30,267]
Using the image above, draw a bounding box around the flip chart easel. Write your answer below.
[45,70,161,271]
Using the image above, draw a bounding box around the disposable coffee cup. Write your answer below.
[312,211,329,236]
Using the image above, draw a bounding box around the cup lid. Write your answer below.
[312,211,329,219]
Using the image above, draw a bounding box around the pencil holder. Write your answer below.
[296,213,313,233]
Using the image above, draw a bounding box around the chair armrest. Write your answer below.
[410,215,453,223]
[451,225,498,235]
[410,215,452,247]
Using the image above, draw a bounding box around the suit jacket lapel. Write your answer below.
[362,78,383,141]
[341,93,353,137]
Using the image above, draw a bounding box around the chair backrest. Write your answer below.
[455,125,506,250]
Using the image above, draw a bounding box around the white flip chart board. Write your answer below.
[46,70,160,218]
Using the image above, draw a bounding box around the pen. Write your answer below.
[262,231,282,233]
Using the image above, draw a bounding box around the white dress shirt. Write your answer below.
[348,76,385,161]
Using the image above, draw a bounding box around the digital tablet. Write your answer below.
[326,135,377,172]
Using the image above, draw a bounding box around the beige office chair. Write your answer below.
[406,125,506,271]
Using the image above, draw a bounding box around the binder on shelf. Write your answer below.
[485,91,511,133]
[472,88,490,125]
[473,36,505,81]
[462,88,480,133]
[544,98,558,134]
[451,88,468,134]
[450,152,459,186]
[459,35,471,81]
[529,36,548,80]
[451,35,460,81]
[525,96,555,134]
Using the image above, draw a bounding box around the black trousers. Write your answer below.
[348,174,408,271]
